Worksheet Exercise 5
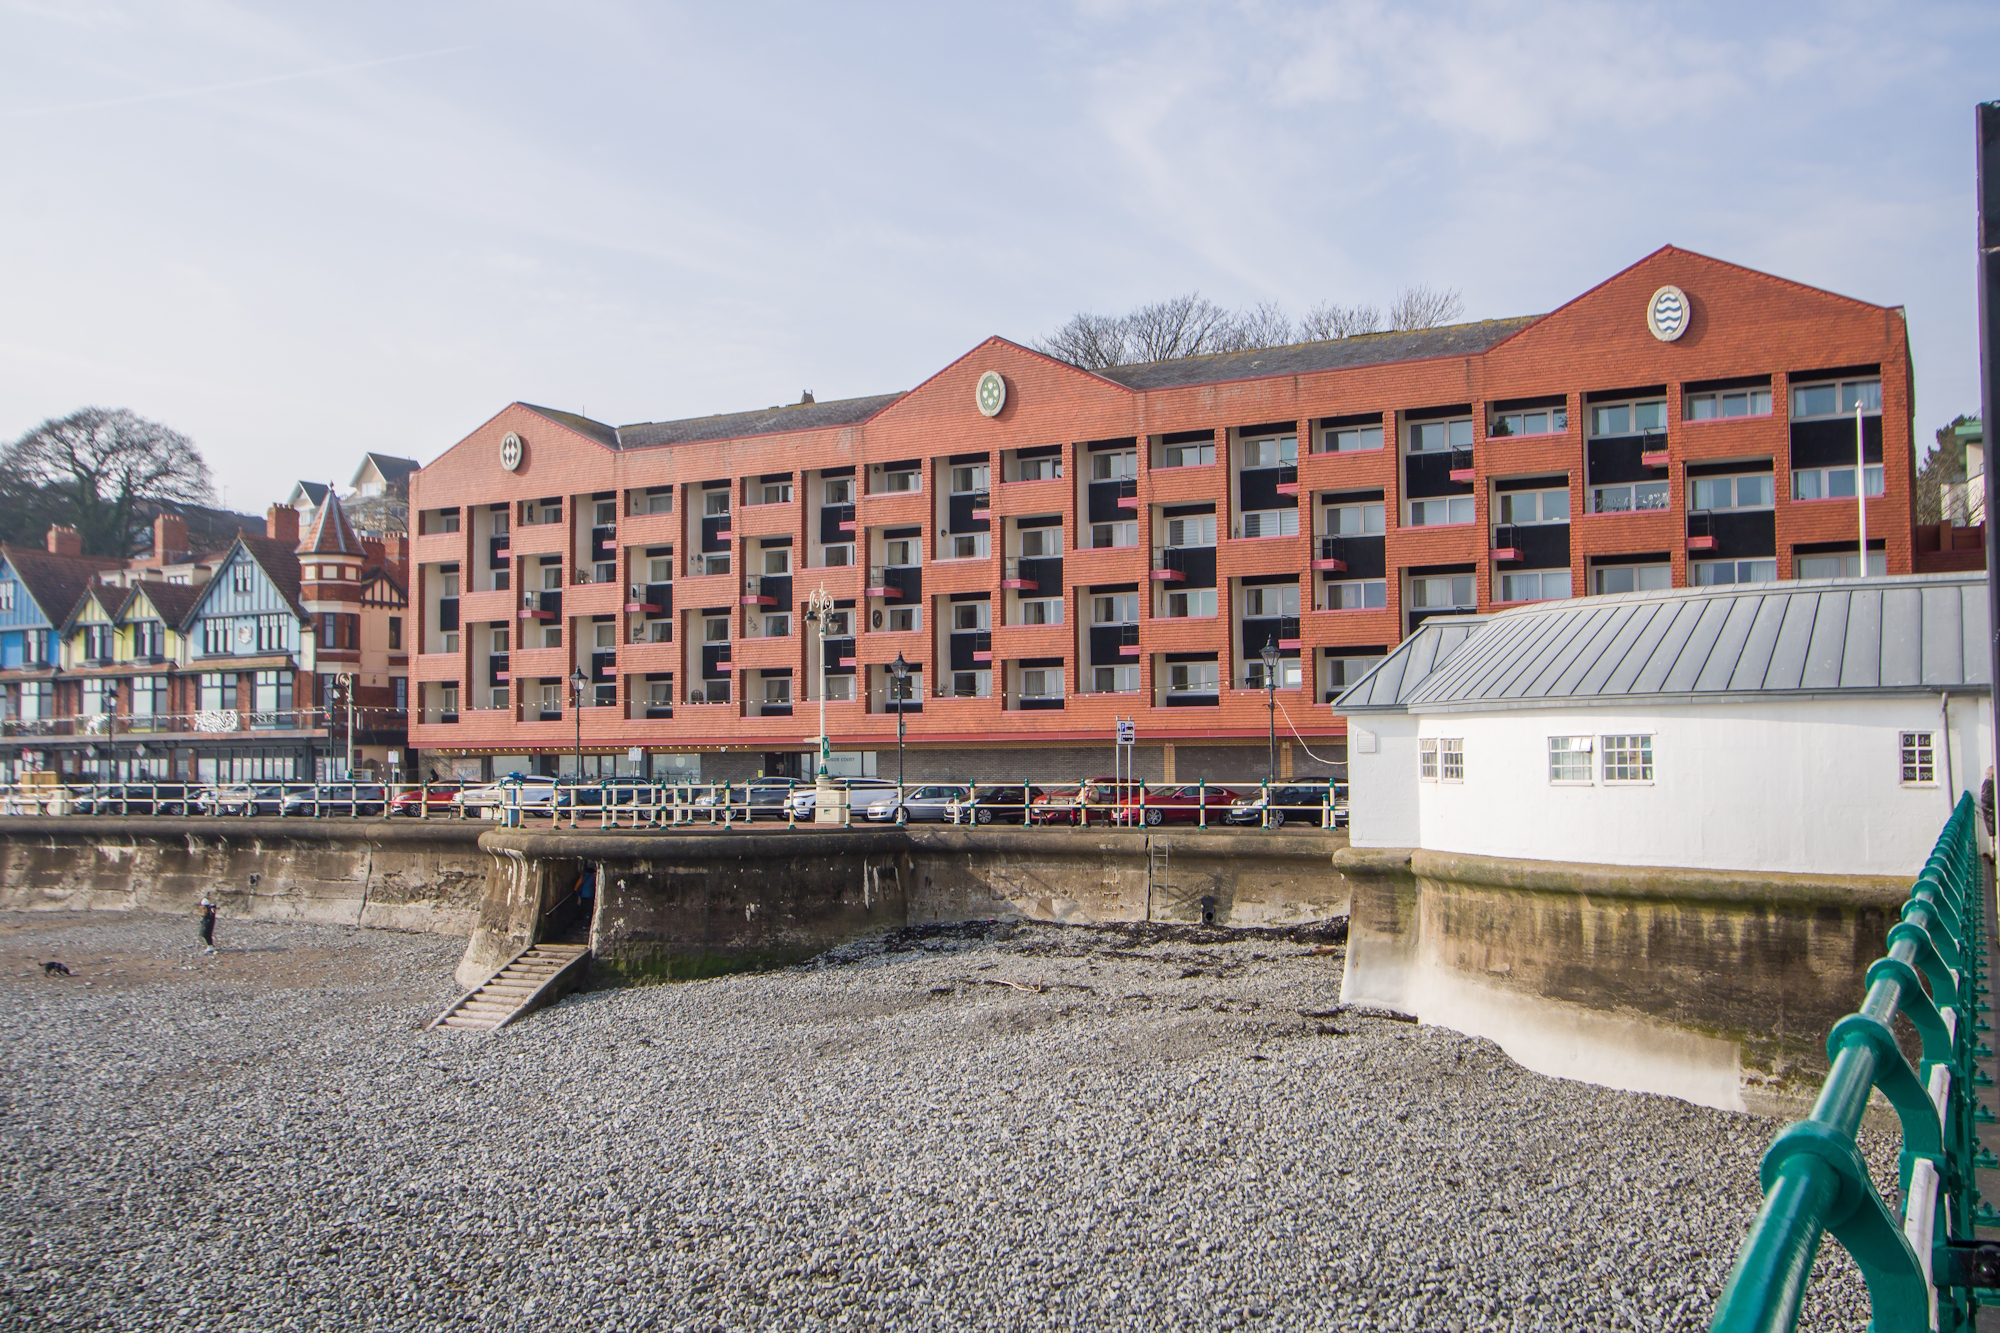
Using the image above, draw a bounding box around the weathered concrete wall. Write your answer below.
[0,818,488,935]
[1337,845,1907,1116]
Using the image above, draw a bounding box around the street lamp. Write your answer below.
[569,667,588,786]
[1260,641,1280,782]
[890,651,909,797]
[336,672,356,778]
[804,585,834,780]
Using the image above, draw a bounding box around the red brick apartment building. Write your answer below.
[407,246,1927,785]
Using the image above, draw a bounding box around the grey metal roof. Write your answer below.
[1094,318,1541,393]
[1401,574,1991,714]
[1330,615,1488,713]
[519,394,908,455]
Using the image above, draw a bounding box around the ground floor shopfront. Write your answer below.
[0,734,419,785]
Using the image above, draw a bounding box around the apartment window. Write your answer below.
[1245,656,1301,690]
[1094,664,1141,693]
[1408,419,1473,453]
[1548,736,1593,783]
[1408,497,1474,527]
[763,547,792,575]
[231,565,252,593]
[1901,731,1937,785]
[704,491,730,516]
[884,538,919,567]
[543,625,563,648]
[763,677,792,705]
[1017,598,1062,626]
[760,483,793,505]
[1015,456,1061,482]
[1021,667,1064,700]
[1589,398,1667,437]
[1687,387,1772,420]
[886,606,920,632]
[1240,509,1299,539]
[824,609,853,637]
[1090,521,1138,549]
[949,533,989,560]
[1321,424,1384,454]
[1601,734,1653,783]
[439,684,457,717]
[647,557,673,583]
[1242,584,1298,618]
[1690,474,1774,511]
[83,625,113,661]
[1693,559,1777,586]
[1420,738,1438,780]
[1591,481,1669,514]
[1410,575,1475,610]
[698,553,731,576]
[489,625,509,653]
[953,602,989,631]
[946,670,991,698]
[1323,580,1387,611]
[1322,656,1381,692]
[1163,588,1217,618]
[1798,552,1887,579]
[1093,593,1139,624]
[951,464,990,494]
[825,675,854,701]
[824,478,853,505]
[1497,489,1568,525]
[594,500,616,527]
[1167,661,1219,694]
[647,680,673,708]
[636,489,674,515]
[443,632,460,654]
[388,616,402,651]
[1091,451,1138,480]
[82,678,114,714]
[883,467,920,493]
[442,572,460,599]
[593,622,616,649]
[1491,406,1568,438]
[133,622,164,658]
[1019,527,1062,558]
[541,564,563,591]
[704,617,730,644]
[593,560,616,584]
[1792,377,1882,419]
[1165,515,1216,547]
[1499,570,1571,603]
[1163,438,1215,468]
[253,670,292,720]
[1439,738,1464,782]
[1592,564,1671,595]
[540,682,561,714]
[1793,466,1885,501]
[434,510,461,533]
[763,613,791,637]
[822,544,854,567]
[1325,503,1385,536]
[1240,435,1297,468]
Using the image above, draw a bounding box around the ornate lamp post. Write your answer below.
[1260,641,1280,783]
[336,672,356,778]
[569,667,588,785]
[804,585,834,781]
[890,651,909,796]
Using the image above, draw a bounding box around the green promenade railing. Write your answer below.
[1711,793,1996,1332]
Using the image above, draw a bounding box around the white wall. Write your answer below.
[1345,714,1421,849]
[1413,696,1990,877]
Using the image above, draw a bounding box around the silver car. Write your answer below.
[790,778,896,821]
[865,784,968,823]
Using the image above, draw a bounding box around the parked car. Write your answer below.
[196,783,286,817]
[390,782,464,817]
[946,785,1029,825]
[790,777,895,821]
[691,778,800,820]
[1029,779,1140,825]
[553,776,659,811]
[1026,783,1087,825]
[1226,784,1340,829]
[864,784,969,823]
[76,783,193,816]
[1108,783,1246,826]
[454,774,559,816]
[281,783,388,818]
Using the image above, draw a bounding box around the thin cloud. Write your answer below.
[1,44,473,118]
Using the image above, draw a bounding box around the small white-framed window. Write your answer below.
[1687,387,1772,421]
[1548,735,1593,783]
[1588,398,1667,437]
[1165,515,1216,548]
[1797,552,1887,579]
[825,674,854,701]
[951,464,990,494]
[441,572,461,599]
[1498,570,1571,604]
[823,478,853,505]
[760,482,793,505]
[1691,559,1777,586]
[1590,481,1669,514]
[1017,598,1063,626]
[1093,664,1141,693]
[1091,450,1138,481]
[1496,489,1569,525]
[442,631,460,654]
[1241,584,1299,618]
[762,613,791,637]
[884,538,919,568]
[1015,456,1062,482]
[1791,378,1882,420]
[1166,661,1219,694]
[646,557,673,583]
[1239,509,1299,539]
[1601,734,1654,783]
[1490,406,1568,438]
[1093,593,1139,625]
[1019,527,1062,558]
[232,564,253,593]
[593,621,616,649]
[1320,423,1384,454]
[704,616,730,643]
[543,625,563,648]
[946,670,991,698]
[1163,588,1217,618]
[490,625,510,653]
[1691,473,1774,512]
[821,544,854,567]
[1409,575,1475,611]
[1163,438,1215,468]
[1325,502,1385,536]
[1900,731,1936,785]
[1322,656,1381,693]
[637,489,674,515]
[1244,655,1301,690]
[698,552,731,576]
[1420,738,1438,781]
[647,679,674,707]
[1408,496,1475,527]
[763,547,792,575]
[1439,738,1464,782]
[704,490,730,516]
[763,676,792,704]
[1239,435,1297,468]
[822,609,852,637]
[952,602,990,631]
[1322,580,1387,611]
[883,467,920,493]
[1592,564,1671,595]
[1020,667,1064,700]
[1407,419,1473,453]
[1090,521,1138,549]
[886,606,920,633]
[949,533,989,560]
[1793,466,1885,501]
[594,500,617,527]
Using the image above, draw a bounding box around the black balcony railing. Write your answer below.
[1449,444,1474,474]
[1118,623,1139,649]
[867,565,904,596]
[1688,510,1715,541]
[1317,535,1349,565]
[1493,523,1520,554]
[1152,546,1189,576]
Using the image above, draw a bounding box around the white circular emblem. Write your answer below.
[975,370,1006,418]
[499,432,524,471]
[1646,286,1690,342]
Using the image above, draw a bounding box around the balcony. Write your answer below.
[1150,547,1189,583]
[518,591,558,621]
[966,630,993,664]
[624,584,663,614]
[618,639,678,674]
[1492,525,1523,563]
[1001,558,1039,592]
[1117,622,1140,658]
[737,500,797,538]
[1448,445,1476,484]
[1640,430,1670,470]
[1114,477,1139,511]
[742,575,778,608]
[414,529,467,565]
[832,503,857,535]
[1312,536,1348,573]
[620,509,678,548]
[968,491,991,520]
[1687,510,1716,552]
[865,565,908,600]
[509,520,567,557]
[991,620,1068,658]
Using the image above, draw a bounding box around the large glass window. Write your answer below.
[1165,515,1216,547]
[1017,598,1062,626]
[1498,570,1571,603]
[703,490,730,516]
[1239,435,1296,468]
[1166,661,1219,694]
[884,467,920,492]
[1163,588,1217,618]
[1589,398,1667,437]
[1791,377,1881,419]
[823,478,852,505]
[1691,559,1777,586]
[1590,481,1669,514]
[1408,497,1474,527]
[1093,594,1139,624]
[1241,584,1298,618]
[1093,664,1141,693]
[1322,580,1387,611]
[1497,489,1568,525]
[951,464,989,493]
[1798,552,1887,579]
[1686,387,1772,420]
[949,533,989,560]
[1410,575,1475,610]
[1690,473,1774,511]
[1592,564,1671,595]
[1019,527,1062,558]
[1020,668,1063,700]
[1490,406,1568,438]
[1240,509,1299,539]
[1162,439,1215,468]
[1090,521,1138,548]
[1324,502,1385,536]
[952,602,990,631]
[1407,419,1473,453]
[1320,424,1383,454]
[1793,466,1884,501]
[1091,451,1137,480]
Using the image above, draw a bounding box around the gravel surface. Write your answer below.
[0,911,1889,1331]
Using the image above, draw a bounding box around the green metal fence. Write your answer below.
[1710,792,1995,1332]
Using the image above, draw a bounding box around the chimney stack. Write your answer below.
[45,525,81,557]
[152,512,188,562]
[266,503,300,546]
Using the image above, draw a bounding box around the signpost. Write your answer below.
[1115,719,1136,795]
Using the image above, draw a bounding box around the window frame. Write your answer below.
[1600,734,1655,784]
[1162,588,1218,619]
[1091,450,1138,481]
[1319,424,1384,454]
[1790,378,1882,421]
[1547,735,1593,784]
[1324,502,1385,537]
[1691,559,1778,586]
[1591,564,1672,595]
[1496,488,1569,526]
[1406,419,1473,454]
[1685,387,1772,421]
[1408,496,1475,528]
[1689,473,1776,513]
[1090,520,1139,549]
[1162,439,1216,468]
[1166,661,1220,694]
[1589,481,1669,515]
[1489,406,1568,439]
[1900,731,1937,786]
[1409,574,1476,611]
[1238,434,1298,469]
[1321,579,1387,611]
[1587,398,1667,438]
[1497,569,1572,604]
[1792,465,1886,502]
[1239,508,1300,539]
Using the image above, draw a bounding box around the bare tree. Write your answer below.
[1219,302,1293,352]
[1387,284,1466,332]
[1298,301,1384,341]
[1,408,214,556]
[1122,293,1241,362]
[1033,312,1132,371]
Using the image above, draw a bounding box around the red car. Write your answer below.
[1029,779,1139,826]
[1109,783,1245,826]
[390,782,465,817]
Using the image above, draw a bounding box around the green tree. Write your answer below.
[1915,413,1977,527]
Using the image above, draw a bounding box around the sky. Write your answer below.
[1,0,1995,511]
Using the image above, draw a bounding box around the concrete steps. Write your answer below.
[430,944,589,1032]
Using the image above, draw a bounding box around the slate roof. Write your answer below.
[58,582,133,634]
[129,580,202,627]
[1398,574,1990,714]
[0,545,123,628]
[1330,616,1488,714]
[302,490,364,556]
[232,535,306,620]
[1094,318,1542,393]
[606,394,906,451]
[289,481,329,507]
[353,453,419,491]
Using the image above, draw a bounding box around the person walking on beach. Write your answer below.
[198,898,217,952]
